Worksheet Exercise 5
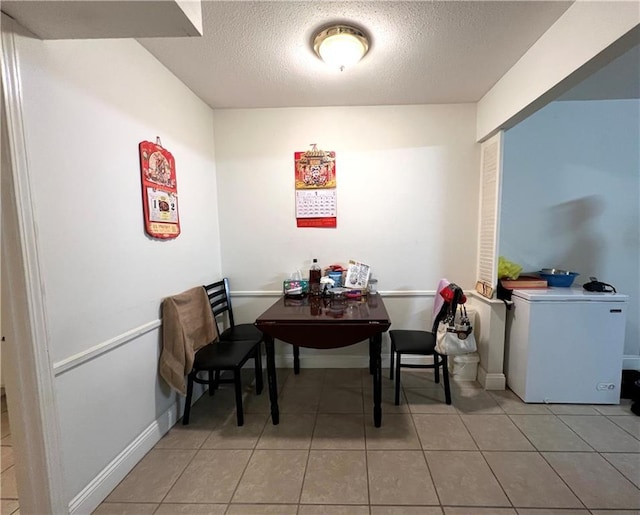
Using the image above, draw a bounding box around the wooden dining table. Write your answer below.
[255,293,391,427]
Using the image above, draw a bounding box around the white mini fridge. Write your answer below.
[505,287,628,404]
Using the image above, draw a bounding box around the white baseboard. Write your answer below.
[477,366,506,390]
[623,354,640,371]
[68,400,184,514]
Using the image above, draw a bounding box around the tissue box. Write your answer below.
[283,279,309,296]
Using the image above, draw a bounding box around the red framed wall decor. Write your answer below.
[139,139,181,239]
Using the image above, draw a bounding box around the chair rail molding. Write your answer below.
[232,290,437,297]
[53,319,162,375]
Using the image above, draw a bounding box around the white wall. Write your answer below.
[213,105,480,363]
[501,99,640,356]
[14,34,221,505]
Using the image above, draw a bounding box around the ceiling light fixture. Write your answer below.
[313,24,369,71]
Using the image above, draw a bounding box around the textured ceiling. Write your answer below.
[6,1,634,109]
[137,1,575,109]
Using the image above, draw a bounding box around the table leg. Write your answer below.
[370,334,382,427]
[293,345,300,375]
[265,335,279,425]
[368,337,374,374]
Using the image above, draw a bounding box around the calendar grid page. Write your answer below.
[295,189,337,218]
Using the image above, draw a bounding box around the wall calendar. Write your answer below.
[139,138,181,239]
[294,144,337,228]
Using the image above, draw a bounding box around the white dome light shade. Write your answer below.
[313,25,369,71]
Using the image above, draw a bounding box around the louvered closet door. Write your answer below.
[477,131,503,291]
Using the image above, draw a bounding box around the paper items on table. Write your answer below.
[344,260,371,290]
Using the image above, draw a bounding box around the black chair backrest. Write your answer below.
[203,278,235,331]
[431,302,450,334]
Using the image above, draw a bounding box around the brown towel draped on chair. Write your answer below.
[159,286,219,395]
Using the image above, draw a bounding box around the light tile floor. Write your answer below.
[1,394,20,515]
[19,368,640,514]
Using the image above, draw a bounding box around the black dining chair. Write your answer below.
[205,278,266,347]
[389,285,464,406]
[182,280,263,426]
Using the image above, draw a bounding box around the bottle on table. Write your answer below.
[309,258,322,293]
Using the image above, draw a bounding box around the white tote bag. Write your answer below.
[435,305,477,356]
